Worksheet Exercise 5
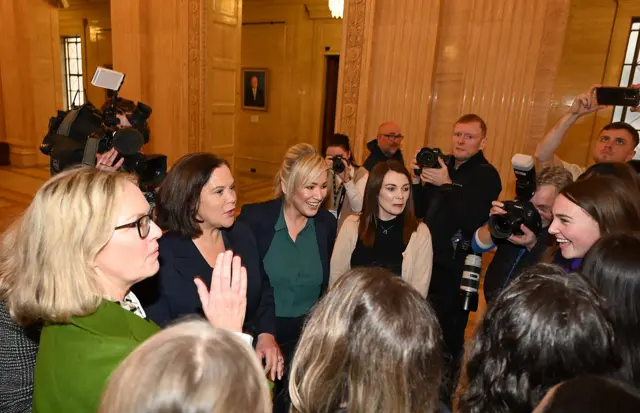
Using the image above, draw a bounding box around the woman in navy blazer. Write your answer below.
[238,143,337,413]
[134,152,283,381]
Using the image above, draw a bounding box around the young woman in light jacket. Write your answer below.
[330,159,433,297]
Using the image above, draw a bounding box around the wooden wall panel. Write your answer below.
[236,0,342,178]
[0,64,5,143]
[426,0,570,198]
[545,0,617,168]
[58,0,112,106]
[335,0,442,164]
[0,0,63,167]
[204,0,243,171]
[111,0,241,167]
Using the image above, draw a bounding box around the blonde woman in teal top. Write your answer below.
[238,143,337,413]
[0,168,250,413]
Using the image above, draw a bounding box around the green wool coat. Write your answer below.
[32,300,160,413]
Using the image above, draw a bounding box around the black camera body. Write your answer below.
[331,155,346,174]
[416,147,452,170]
[488,154,541,240]
[489,200,541,239]
[40,99,166,189]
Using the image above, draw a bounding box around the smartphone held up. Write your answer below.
[595,87,640,107]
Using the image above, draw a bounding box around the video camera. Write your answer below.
[414,147,452,175]
[488,154,541,239]
[40,67,167,190]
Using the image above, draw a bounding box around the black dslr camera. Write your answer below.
[40,67,167,190]
[331,155,346,174]
[488,154,541,239]
[414,147,452,174]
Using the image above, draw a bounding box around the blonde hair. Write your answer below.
[99,319,271,413]
[0,167,132,324]
[274,143,328,200]
[289,267,443,413]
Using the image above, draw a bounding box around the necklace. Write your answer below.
[379,222,395,235]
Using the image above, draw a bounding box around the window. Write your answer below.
[62,36,84,109]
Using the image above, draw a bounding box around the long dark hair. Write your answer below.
[581,232,640,387]
[562,174,640,235]
[458,264,621,413]
[358,160,418,248]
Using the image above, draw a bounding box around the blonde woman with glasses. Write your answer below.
[0,167,249,413]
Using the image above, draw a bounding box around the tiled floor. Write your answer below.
[0,165,486,339]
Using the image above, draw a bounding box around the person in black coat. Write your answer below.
[238,143,337,413]
[134,152,283,381]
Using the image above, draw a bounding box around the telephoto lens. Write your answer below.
[460,253,482,312]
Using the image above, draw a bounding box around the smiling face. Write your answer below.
[592,128,636,163]
[94,181,163,296]
[548,194,601,259]
[286,170,329,218]
[196,165,237,230]
[377,171,411,221]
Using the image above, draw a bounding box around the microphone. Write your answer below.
[112,128,145,156]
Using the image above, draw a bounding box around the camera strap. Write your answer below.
[336,187,346,218]
[81,136,101,167]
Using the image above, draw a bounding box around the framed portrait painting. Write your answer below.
[242,68,268,111]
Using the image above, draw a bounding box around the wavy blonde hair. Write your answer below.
[99,319,272,413]
[274,143,328,200]
[0,167,132,324]
[289,267,443,413]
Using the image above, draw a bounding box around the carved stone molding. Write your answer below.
[335,0,371,161]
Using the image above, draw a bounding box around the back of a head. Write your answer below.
[561,174,640,235]
[537,376,640,413]
[1,167,130,324]
[290,267,443,413]
[99,319,271,413]
[581,232,640,385]
[459,264,620,413]
[579,162,639,188]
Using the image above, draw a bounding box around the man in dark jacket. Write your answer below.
[363,121,405,171]
[472,164,574,304]
[411,113,502,404]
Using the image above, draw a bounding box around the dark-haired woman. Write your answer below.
[581,233,640,388]
[458,264,621,413]
[135,152,282,381]
[330,160,433,297]
[324,133,368,230]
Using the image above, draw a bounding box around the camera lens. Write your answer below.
[489,215,513,239]
[417,150,436,168]
[332,157,345,174]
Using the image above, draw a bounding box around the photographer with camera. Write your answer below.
[472,162,573,304]
[324,134,368,230]
[535,84,640,180]
[411,113,501,405]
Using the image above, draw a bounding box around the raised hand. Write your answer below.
[194,250,247,333]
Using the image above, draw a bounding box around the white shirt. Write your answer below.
[329,168,366,218]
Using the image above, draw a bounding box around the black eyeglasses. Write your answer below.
[115,211,153,239]
[382,133,404,141]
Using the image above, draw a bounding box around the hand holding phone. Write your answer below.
[596,87,640,107]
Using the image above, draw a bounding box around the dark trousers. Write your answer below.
[273,315,306,413]
[429,294,470,407]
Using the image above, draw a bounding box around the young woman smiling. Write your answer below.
[329,160,433,297]
[547,174,640,269]
[237,143,337,413]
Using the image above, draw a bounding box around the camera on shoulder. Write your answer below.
[488,154,541,239]
[414,147,452,175]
